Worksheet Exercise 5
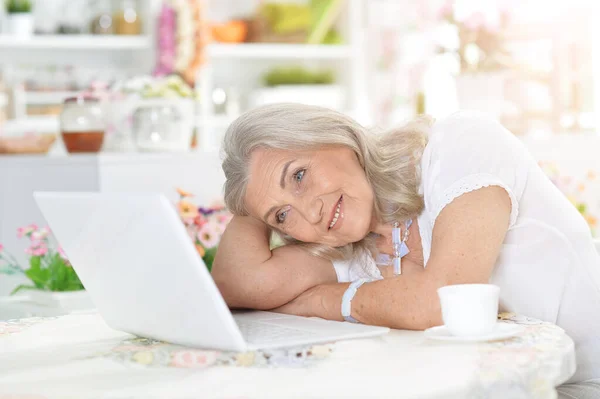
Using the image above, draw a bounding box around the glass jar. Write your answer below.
[57,1,88,34]
[114,0,142,35]
[133,104,187,152]
[90,0,114,34]
[60,96,106,153]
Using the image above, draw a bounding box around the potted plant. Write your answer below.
[5,0,34,37]
[0,224,93,312]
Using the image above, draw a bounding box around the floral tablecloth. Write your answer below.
[0,312,575,399]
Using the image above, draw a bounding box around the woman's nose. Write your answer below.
[304,197,324,225]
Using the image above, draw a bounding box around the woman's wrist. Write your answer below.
[312,283,351,322]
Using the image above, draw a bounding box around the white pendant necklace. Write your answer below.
[392,219,413,275]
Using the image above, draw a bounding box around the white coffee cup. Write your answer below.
[437,284,500,337]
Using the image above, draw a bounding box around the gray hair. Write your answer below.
[221,103,430,260]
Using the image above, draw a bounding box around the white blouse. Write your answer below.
[333,111,600,383]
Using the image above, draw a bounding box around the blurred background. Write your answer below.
[0,0,598,299]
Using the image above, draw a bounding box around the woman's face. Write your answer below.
[244,146,375,247]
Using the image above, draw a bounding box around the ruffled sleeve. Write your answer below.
[332,247,383,283]
[334,111,531,281]
[421,111,530,230]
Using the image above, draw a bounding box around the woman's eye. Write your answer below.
[276,210,288,224]
[293,169,306,183]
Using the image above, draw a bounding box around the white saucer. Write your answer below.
[424,323,525,342]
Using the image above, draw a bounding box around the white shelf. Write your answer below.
[195,114,235,128]
[207,43,352,59]
[0,35,151,50]
[24,91,81,105]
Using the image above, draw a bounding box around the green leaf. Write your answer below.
[6,0,32,13]
[25,256,50,289]
[10,284,38,295]
[64,263,84,291]
[29,255,41,270]
[47,253,68,291]
[202,247,218,272]
[39,253,84,292]
[264,66,334,87]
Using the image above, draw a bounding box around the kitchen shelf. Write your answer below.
[206,43,353,59]
[0,35,151,50]
[24,91,81,105]
[1,0,366,153]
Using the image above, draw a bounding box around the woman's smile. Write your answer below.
[328,195,344,231]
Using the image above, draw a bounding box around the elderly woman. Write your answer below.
[211,104,600,397]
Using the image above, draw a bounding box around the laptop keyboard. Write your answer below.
[235,319,316,344]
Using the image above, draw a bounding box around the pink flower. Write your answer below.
[25,240,48,256]
[209,220,225,236]
[196,223,219,249]
[193,214,207,227]
[0,243,4,253]
[29,239,43,248]
[32,246,48,256]
[17,224,38,238]
[31,227,50,241]
[182,217,195,226]
[171,350,218,368]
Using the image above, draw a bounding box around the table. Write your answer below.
[0,312,575,399]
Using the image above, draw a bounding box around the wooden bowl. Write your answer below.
[0,134,57,155]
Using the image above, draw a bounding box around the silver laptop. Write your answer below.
[33,192,389,351]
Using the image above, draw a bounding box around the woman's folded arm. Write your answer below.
[211,216,336,310]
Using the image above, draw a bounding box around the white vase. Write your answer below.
[7,13,35,37]
[455,72,507,119]
[249,85,345,111]
[26,290,95,313]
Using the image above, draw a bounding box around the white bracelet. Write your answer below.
[341,278,368,323]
